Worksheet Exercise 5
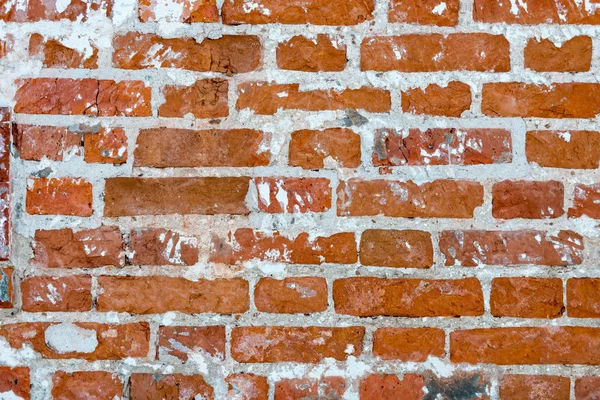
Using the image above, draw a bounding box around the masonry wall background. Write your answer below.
[0,0,600,398]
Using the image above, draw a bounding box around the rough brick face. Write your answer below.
[3,0,600,394]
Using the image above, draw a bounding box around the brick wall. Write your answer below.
[1,0,600,398]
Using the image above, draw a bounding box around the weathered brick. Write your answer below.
[388,0,459,25]
[134,128,270,168]
[158,326,225,362]
[525,36,592,72]
[210,229,357,265]
[237,82,391,114]
[31,226,124,268]
[360,229,433,268]
[0,268,13,308]
[0,367,30,400]
[274,377,346,399]
[499,375,570,400]
[21,275,92,312]
[575,377,600,400]
[362,35,509,72]
[104,177,250,217]
[226,374,269,400]
[14,125,82,161]
[569,184,600,219]
[26,178,92,216]
[527,130,600,169]
[492,180,564,219]
[360,374,424,400]
[83,128,127,164]
[255,177,332,213]
[159,79,228,118]
[289,128,361,169]
[222,0,374,25]
[29,33,98,69]
[337,179,483,218]
[231,326,364,362]
[97,276,249,314]
[114,33,261,74]
[490,277,564,318]
[130,374,213,400]
[482,83,600,118]
[567,278,600,318]
[451,327,600,365]
[52,371,122,400]
[15,78,151,116]
[474,0,600,24]
[402,82,472,116]
[373,328,445,361]
[333,277,484,317]
[373,128,512,166]
[0,0,112,22]
[129,228,198,266]
[0,322,149,360]
[440,230,584,266]
[277,35,346,72]
[254,277,328,313]
[138,0,218,22]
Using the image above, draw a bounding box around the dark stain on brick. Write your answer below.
[0,269,10,303]
[342,109,368,127]
[423,372,490,400]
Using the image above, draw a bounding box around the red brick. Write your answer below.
[222,0,374,25]
[492,180,564,219]
[360,374,424,400]
[83,128,127,164]
[440,230,584,266]
[15,78,151,117]
[0,39,9,58]
[209,229,357,265]
[0,322,149,360]
[482,83,600,118]
[26,178,92,216]
[373,128,512,166]
[129,228,198,266]
[226,374,268,400]
[31,226,124,268]
[451,327,600,365]
[52,371,122,400]
[130,374,213,400]
[0,185,8,262]
[0,367,30,400]
[337,179,483,218]
[29,33,98,69]
[159,79,228,119]
[277,35,346,72]
[134,128,270,168]
[289,128,361,169]
[231,326,364,363]
[389,0,459,25]
[104,177,250,217]
[525,36,592,72]
[570,184,600,218]
[402,82,472,116]
[567,278,600,318]
[500,375,570,400]
[362,34,509,72]
[333,277,484,317]
[14,125,82,161]
[21,275,92,312]
[474,0,600,24]
[114,33,261,74]
[274,377,345,399]
[0,0,112,22]
[138,0,218,22]
[255,177,331,213]
[527,130,600,169]
[575,376,600,400]
[360,229,433,268]
[0,268,13,308]
[97,276,249,314]
[0,109,10,182]
[490,277,564,318]
[373,328,445,361]
[158,326,225,362]
[236,82,391,115]
[254,277,328,313]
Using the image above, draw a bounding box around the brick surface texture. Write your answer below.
[0,0,599,398]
